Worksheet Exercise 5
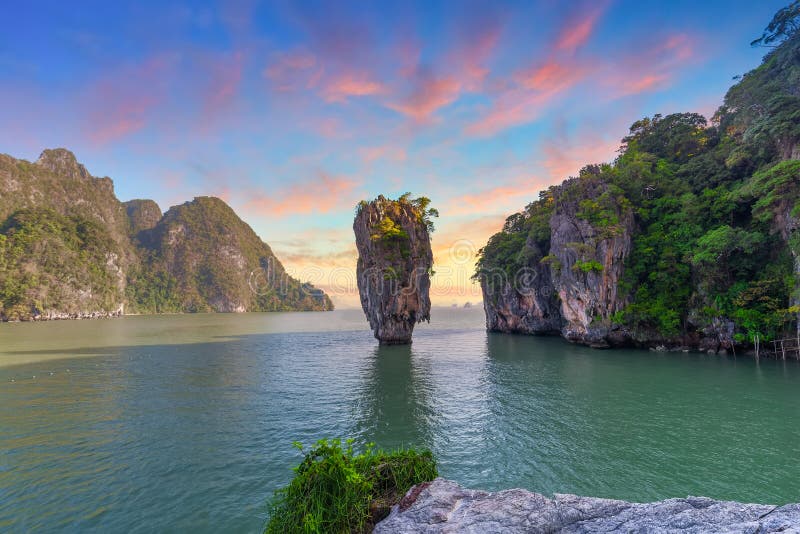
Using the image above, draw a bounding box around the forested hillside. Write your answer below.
[476,4,800,350]
[0,150,332,320]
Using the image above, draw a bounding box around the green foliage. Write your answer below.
[752,1,800,47]
[477,11,800,343]
[474,189,555,283]
[266,439,437,534]
[371,216,409,243]
[622,113,710,163]
[137,197,333,313]
[398,192,439,233]
[573,260,604,274]
[0,208,122,320]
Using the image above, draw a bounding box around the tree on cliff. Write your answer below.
[751,1,800,47]
[475,3,800,348]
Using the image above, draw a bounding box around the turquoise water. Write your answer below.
[1,308,800,532]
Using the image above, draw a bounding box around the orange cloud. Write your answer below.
[444,176,551,216]
[242,171,359,216]
[541,132,620,181]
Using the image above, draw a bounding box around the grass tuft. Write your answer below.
[266,438,437,533]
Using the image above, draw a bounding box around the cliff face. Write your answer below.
[480,238,561,335]
[482,177,633,347]
[354,195,433,344]
[549,178,634,347]
[138,196,333,313]
[0,149,332,320]
[124,199,163,236]
[0,149,135,320]
[477,25,800,352]
[375,478,800,533]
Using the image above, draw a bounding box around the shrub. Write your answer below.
[573,260,604,273]
[266,439,437,534]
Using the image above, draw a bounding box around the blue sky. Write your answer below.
[0,0,786,305]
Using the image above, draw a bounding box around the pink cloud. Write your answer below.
[447,13,504,91]
[516,59,588,92]
[359,145,407,163]
[604,33,696,99]
[320,73,387,102]
[204,51,245,111]
[84,54,175,144]
[556,6,606,53]
[465,76,581,138]
[264,49,322,92]
[312,117,343,138]
[386,74,461,121]
[265,49,387,104]
[242,171,359,216]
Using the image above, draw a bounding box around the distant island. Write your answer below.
[475,20,800,354]
[0,149,332,321]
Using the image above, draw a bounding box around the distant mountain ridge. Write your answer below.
[0,149,332,321]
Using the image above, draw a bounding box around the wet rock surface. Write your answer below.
[375,478,800,533]
[354,196,433,344]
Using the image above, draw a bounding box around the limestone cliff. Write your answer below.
[481,176,633,348]
[135,196,333,313]
[548,177,634,347]
[480,237,561,335]
[477,19,800,353]
[353,195,434,344]
[0,148,333,320]
[375,478,800,533]
[124,199,163,236]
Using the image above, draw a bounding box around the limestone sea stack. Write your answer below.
[353,194,436,344]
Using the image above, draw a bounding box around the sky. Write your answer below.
[0,0,787,307]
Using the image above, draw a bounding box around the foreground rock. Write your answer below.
[375,478,800,533]
[354,195,434,344]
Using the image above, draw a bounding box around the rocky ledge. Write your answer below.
[375,478,800,533]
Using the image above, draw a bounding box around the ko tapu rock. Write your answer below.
[353,194,437,344]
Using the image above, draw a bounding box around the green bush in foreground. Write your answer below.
[266,439,437,534]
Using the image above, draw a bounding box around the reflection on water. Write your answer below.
[354,344,434,448]
[1,309,800,532]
